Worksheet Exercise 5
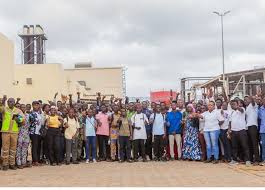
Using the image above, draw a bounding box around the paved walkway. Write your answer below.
[1,161,265,187]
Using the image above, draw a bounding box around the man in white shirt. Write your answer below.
[244,96,260,165]
[131,103,149,162]
[228,99,251,166]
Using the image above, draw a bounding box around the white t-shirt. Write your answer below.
[220,110,231,130]
[245,103,258,128]
[64,117,80,140]
[150,113,165,135]
[202,109,223,132]
[230,108,246,131]
[131,113,148,140]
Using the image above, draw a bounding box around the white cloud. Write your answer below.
[0,0,265,97]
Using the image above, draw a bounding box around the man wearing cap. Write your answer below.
[0,97,24,170]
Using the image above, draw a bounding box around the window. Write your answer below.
[26,78,32,85]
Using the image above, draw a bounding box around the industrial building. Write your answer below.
[180,68,265,102]
[0,25,125,103]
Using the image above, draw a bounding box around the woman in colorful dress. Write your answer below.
[16,104,30,169]
[182,104,202,161]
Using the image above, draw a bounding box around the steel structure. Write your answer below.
[18,25,47,64]
[199,67,265,98]
[180,77,214,102]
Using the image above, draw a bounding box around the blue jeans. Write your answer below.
[260,133,265,161]
[85,136,96,160]
[204,130,220,160]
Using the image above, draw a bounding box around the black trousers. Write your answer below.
[133,139,146,159]
[59,135,65,162]
[220,129,232,161]
[154,135,164,159]
[30,134,41,163]
[119,136,131,160]
[247,125,260,162]
[231,130,250,162]
[97,135,109,160]
[145,134,153,159]
[46,128,60,164]
[41,136,49,160]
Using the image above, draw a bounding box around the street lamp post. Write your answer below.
[213,10,230,95]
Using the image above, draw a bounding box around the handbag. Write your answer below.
[40,116,49,137]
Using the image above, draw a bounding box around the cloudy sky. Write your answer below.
[1,0,265,97]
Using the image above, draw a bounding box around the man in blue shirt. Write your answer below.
[258,98,265,165]
[166,102,183,160]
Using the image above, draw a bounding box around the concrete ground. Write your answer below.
[0,160,265,187]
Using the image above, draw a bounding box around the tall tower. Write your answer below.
[18,25,47,64]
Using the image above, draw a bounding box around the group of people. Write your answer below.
[0,91,265,171]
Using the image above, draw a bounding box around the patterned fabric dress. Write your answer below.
[16,113,30,166]
[110,113,120,160]
[182,116,202,160]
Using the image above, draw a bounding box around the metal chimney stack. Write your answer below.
[18,25,47,64]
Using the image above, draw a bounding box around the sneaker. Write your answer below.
[170,157,174,161]
[2,165,8,171]
[246,161,252,167]
[146,156,151,161]
[9,165,17,170]
[73,161,79,164]
[17,165,23,169]
[127,159,133,163]
[229,160,239,165]
[259,161,265,166]
[93,159,97,163]
[86,160,89,164]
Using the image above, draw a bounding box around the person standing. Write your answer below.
[131,103,149,162]
[197,101,224,164]
[110,105,120,161]
[0,97,24,171]
[96,104,111,161]
[182,104,202,161]
[84,109,97,163]
[219,101,232,162]
[118,108,133,162]
[142,101,153,161]
[16,104,30,169]
[228,100,251,166]
[198,105,207,161]
[29,101,43,166]
[258,97,265,165]
[64,108,80,165]
[166,102,183,160]
[150,104,166,161]
[245,96,260,165]
[45,106,63,166]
